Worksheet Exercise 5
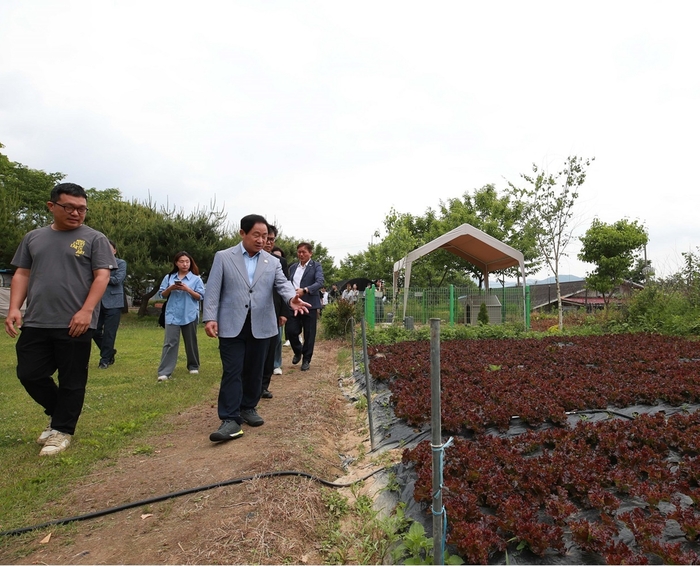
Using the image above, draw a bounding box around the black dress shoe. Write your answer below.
[261,389,273,399]
[292,353,301,365]
[301,361,310,371]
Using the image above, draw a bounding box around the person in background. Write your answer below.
[285,242,324,371]
[374,279,385,323]
[271,246,289,277]
[93,240,127,369]
[341,283,352,301]
[272,246,292,350]
[319,286,329,317]
[349,283,359,304]
[328,284,339,303]
[4,182,115,456]
[203,214,310,443]
[261,227,291,398]
[156,251,205,382]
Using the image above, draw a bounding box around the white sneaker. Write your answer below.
[273,367,283,375]
[37,423,54,445]
[39,431,72,456]
[189,369,199,375]
[157,375,170,381]
[283,340,290,347]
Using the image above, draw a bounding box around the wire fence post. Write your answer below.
[365,284,375,329]
[525,285,531,330]
[360,317,376,450]
[430,317,445,565]
[449,284,455,326]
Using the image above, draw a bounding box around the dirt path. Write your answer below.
[3,340,385,565]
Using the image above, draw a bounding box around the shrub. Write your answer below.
[364,320,524,346]
[623,285,700,335]
[321,299,359,339]
[477,302,489,325]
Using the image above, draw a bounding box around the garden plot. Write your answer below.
[368,334,700,564]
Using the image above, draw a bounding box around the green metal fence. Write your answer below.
[363,284,528,329]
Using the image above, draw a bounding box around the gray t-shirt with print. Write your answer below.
[11,224,116,329]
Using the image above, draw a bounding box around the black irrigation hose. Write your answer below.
[0,468,386,537]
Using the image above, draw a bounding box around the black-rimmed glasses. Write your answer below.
[53,202,89,215]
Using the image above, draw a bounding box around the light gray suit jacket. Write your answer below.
[203,244,297,339]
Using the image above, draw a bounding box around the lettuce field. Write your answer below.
[369,334,700,564]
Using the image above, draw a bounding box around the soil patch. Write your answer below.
[2,340,389,565]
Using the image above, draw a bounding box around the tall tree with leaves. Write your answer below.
[380,208,456,288]
[0,143,64,268]
[578,218,648,309]
[279,237,335,284]
[340,186,537,292]
[86,194,236,315]
[435,184,541,288]
[509,155,594,330]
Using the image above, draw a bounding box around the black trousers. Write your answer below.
[217,314,270,423]
[285,309,318,363]
[261,335,278,392]
[93,306,122,364]
[16,326,93,435]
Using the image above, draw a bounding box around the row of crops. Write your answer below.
[369,334,700,564]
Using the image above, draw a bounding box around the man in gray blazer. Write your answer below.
[93,240,127,369]
[203,214,310,442]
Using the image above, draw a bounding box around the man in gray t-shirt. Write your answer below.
[4,183,115,457]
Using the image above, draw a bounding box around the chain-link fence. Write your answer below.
[361,284,528,329]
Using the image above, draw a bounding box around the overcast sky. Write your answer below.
[1,1,698,280]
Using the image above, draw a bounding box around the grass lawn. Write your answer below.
[0,312,224,534]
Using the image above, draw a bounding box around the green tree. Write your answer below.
[477,302,489,325]
[335,241,394,285]
[342,185,537,292]
[0,145,337,315]
[0,143,64,268]
[509,155,594,331]
[373,207,474,289]
[434,184,541,288]
[336,208,425,287]
[86,194,235,315]
[281,238,335,284]
[626,257,654,285]
[578,218,648,309]
[681,249,700,307]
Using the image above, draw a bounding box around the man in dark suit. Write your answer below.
[93,240,127,369]
[261,225,290,398]
[203,215,310,442]
[285,242,324,371]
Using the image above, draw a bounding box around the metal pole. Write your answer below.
[430,318,443,565]
[449,284,454,326]
[366,284,375,329]
[525,286,531,329]
[348,317,356,373]
[361,317,376,450]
